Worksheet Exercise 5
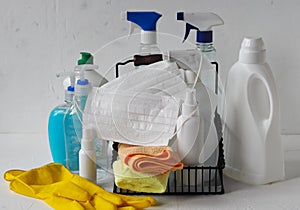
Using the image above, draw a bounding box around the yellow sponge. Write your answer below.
[113,159,169,193]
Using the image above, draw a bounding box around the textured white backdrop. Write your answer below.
[0,0,299,136]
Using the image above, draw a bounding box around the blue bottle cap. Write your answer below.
[77,79,89,86]
[196,31,213,43]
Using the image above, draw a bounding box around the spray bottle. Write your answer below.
[64,52,97,173]
[79,127,96,183]
[177,12,224,109]
[122,11,162,55]
[176,13,224,183]
[48,73,75,167]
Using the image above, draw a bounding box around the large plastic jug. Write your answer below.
[224,37,285,185]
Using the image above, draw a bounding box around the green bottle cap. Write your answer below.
[77,52,94,65]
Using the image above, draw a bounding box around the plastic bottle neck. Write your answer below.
[196,42,215,52]
[65,86,74,104]
[239,49,266,64]
[141,30,157,45]
[182,89,199,117]
[238,37,266,64]
[81,128,95,150]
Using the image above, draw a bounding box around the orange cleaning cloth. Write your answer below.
[118,144,183,175]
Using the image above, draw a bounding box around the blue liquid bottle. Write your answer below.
[64,52,96,173]
[48,85,74,167]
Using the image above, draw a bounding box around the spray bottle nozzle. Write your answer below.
[122,11,162,45]
[75,52,98,82]
[177,12,224,43]
[184,23,199,43]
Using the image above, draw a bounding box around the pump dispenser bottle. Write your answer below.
[64,52,96,173]
[122,11,162,55]
[48,75,74,167]
[224,37,285,185]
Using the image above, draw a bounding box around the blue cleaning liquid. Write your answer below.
[48,104,69,167]
[64,95,88,173]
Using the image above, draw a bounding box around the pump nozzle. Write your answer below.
[121,11,162,45]
[177,12,224,43]
[74,52,98,81]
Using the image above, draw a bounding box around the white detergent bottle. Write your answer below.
[224,37,285,185]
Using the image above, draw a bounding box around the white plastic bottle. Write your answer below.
[79,128,96,183]
[224,37,285,185]
[177,88,203,165]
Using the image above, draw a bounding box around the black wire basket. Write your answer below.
[113,110,225,195]
[112,57,225,195]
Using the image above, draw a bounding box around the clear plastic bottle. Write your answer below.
[138,43,161,55]
[196,42,216,62]
[64,52,93,173]
[48,86,74,167]
[64,100,81,173]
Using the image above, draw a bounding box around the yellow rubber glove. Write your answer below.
[4,163,156,210]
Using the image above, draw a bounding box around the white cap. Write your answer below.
[239,37,266,64]
[82,128,95,150]
[75,82,91,97]
[182,88,198,116]
[184,70,196,85]
[65,89,74,102]
[141,31,157,45]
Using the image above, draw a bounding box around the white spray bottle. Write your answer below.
[79,127,96,183]
[177,88,203,165]
[224,37,285,185]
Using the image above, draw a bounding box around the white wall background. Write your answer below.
[0,0,299,136]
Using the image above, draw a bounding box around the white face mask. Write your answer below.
[83,64,184,146]
[83,50,220,164]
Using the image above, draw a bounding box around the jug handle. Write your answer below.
[248,73,274,132]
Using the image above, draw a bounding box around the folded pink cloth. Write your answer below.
[118,144,183,175]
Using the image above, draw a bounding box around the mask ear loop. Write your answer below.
[74,96,84,124]
[192,51,203,90]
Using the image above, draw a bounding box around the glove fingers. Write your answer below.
[118,194,156,206]
[45,196,87,210]
[122,200,152,209]
[72,175,123,205]
[93,195,117,210]
[117,206,136,210]
[4,170,26,181]
[51,181,91,202]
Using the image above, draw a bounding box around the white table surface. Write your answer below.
[1,133,300,210]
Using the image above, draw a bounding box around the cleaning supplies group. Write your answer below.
[48,10,225,195]
[48,9,283,197]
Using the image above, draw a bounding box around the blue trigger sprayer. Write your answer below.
[122,11,162,55]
